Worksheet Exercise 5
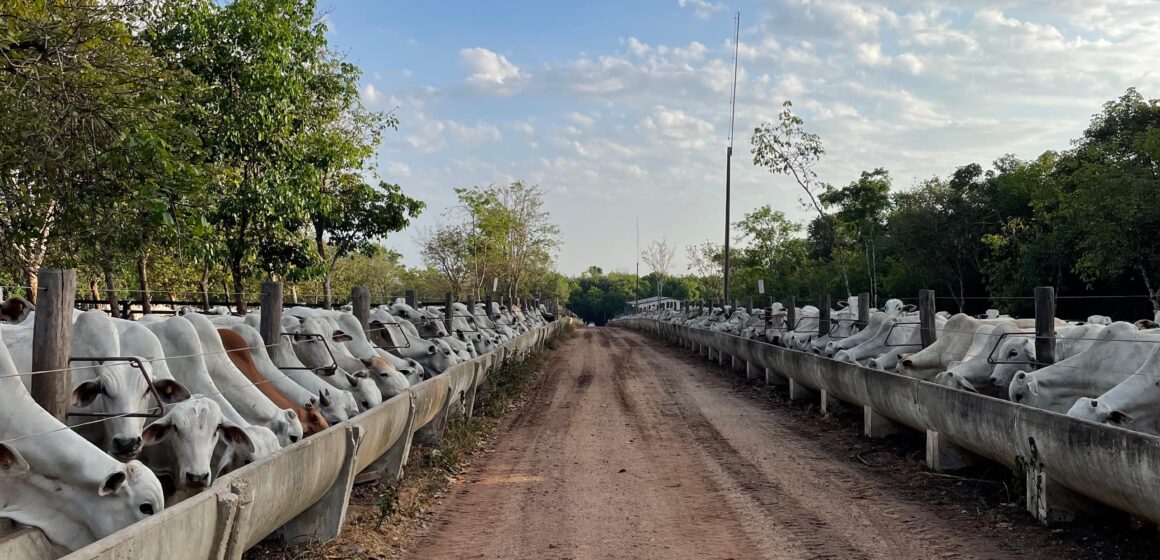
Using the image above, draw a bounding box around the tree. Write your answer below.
[686,240,724,299]
[0,0,196,300]
[820,169,891,304]
[734,206,801,273]
[146,0,339,311]
[641,239,676,299]
[751,100,850,294]
[1055,88,1160,317]
[456,181,561,299]
[418,223,475,299]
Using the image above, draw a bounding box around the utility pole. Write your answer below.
[635,218,640,313]
[723,11,740,306]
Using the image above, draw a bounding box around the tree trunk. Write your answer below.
[199,262,211,311]
[89,278,100,302]
[104,271,118,318]
[322,274,332,310]
[26,268,38,305]
[136,253,151,315]
[230,258,247,314]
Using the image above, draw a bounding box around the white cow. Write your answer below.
[1,310,189,459]
[1009,322,1160,412]
[139,316,281,474]
[178,313,302,447]
[988,323,1106,390]
[368,308,458,377]
[1067,345,1160,434]
[140,397,252,497]
[284,314,382,412]
[0,334,164,551]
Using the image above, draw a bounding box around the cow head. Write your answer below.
[360,356,409,399]
[72,362,191,460]
[142,398,252,491]
[298,402,330,437]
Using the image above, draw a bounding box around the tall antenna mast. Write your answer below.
[635,219,640,312]
[723,10,740,308]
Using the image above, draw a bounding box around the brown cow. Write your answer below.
[0,296,34,323]
[217,329,330,438]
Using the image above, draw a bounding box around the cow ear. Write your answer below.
[360,357,374,367]
[141,420,172,446]
[346,372,362,385]
[0,443,28,472]
[219,424,255,453]
[153,379,191,404]
[72,380,104,407]
[1108,410,1133,424]
[303,401,316,411]
[99,470,128,496]
[332,330,353,342]
[292,333,312,342]
[317,390,331,408]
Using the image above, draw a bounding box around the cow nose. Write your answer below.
[185,472,210,488]
[113,436,142,454]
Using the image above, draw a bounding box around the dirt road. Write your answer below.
[401,327,1100,560]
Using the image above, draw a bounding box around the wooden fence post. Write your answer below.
[259,281,283,349]
[467,295,477,322]
[405,290,417,309]
[351,286,370,333]
[818,295,831,337]
[919,289,936,348]
[857,291,870,329]
[786,295,796,331]
[31,269,76,420]
[444,292,454,333]
[485,295,493,318]
[1035,286,1056,367]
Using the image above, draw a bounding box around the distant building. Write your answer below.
[625,296,681,312]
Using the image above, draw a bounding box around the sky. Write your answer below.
[321,0,1160,276]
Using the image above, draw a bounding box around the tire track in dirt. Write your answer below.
[403,326,1056,560]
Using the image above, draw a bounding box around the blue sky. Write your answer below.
[320,0,1160,276]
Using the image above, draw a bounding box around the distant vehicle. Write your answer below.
[587,322,596,327]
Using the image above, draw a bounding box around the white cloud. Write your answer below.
[515,121,536,135]
[678,0,725,19]
[386,162,411,177]
[567,112,596,127]
[459,47,529,94]
[361,84,382,106]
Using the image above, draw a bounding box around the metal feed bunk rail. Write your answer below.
[614,287,1160,528]
[3,271,572,560]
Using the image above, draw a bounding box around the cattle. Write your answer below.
[988,323,1106,390]
[1,311,189,459]
[896,314,1038,380]
[368,308,457,377]
[390,302,449,338]
[179,313,302,447]
[0,296,34,324]
[1,442,92,550]
[225,322,349,425]
[284,314,382,412]
[138,316,281,474]
[318,310,417,395]
[931,322,1031,393]
[218,328,329,438]
[1067,345,1160,434]
[1008,322,1160,412]
[260,320,358,423]
[0,335,164,551]
[140,397,253,497]
[779,306,819,350]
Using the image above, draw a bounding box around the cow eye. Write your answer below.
[1008,350,1018,357]
[139,503,154,515]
